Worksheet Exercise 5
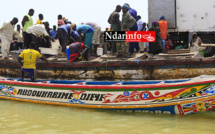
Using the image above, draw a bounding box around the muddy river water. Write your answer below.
[0,100,214,134]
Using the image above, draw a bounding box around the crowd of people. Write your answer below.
[106,4,205,57]
[107,4,169,57]
[0,3,206,62]
[0,3,207,82]
[0,9,102,61]
[0,3,170,61]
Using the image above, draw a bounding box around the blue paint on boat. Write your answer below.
[112,105,176,114]
[164,79,190,83]
[0,85,6,89]
[16,79,45,82]
[49,80,84,84]
[85,81,119,85]
[122,81,161,85]
[12,78,192,85]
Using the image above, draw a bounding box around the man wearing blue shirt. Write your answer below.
[50,25,57,38]
[69,30,80,43]
[71,24,94,49]
[55,24,71,56]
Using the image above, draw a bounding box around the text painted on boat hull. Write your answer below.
[17,89,105,101]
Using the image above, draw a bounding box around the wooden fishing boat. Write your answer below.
[0,75,215,115]
[2,52,215,81]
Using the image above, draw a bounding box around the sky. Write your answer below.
[0,0,148,30]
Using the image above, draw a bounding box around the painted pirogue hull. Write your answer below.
[0,76,215,115]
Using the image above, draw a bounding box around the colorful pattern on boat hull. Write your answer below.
[0,79,215,115]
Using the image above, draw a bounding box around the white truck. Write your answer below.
[148,0,215,56]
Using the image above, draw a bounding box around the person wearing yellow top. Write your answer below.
[36,14,43,24]
[18,42,46,82]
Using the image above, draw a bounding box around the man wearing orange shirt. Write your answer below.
[158,16,168,49]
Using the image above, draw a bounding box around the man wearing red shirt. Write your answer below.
[57,14,65,27]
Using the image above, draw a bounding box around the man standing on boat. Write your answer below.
[0,17,18,59]
[124,3,139,54]
[158,16,168,49]
[117,4,136,58]
[137,15,147,53]
[148,21,163,55]
[22,9,34,49]
[18,42,46,82]
[50,25,57,38]
[108,5,121,55]
[57,14,65,27]
[13,24,23,50]
[36,14,44,24]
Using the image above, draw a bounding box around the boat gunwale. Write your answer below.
[0,79,215,91]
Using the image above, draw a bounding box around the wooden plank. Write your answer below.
[100,54,116,59]
[100,53,146,60]
[91,57,103,62]
[167,49,190,54]
[56,58,68,61]
[133,53,145,59]
[127,53,146,61]
[158,52,196,56]
[154,52,199,59]
[201,44,215,47]
[192,52,203,58]
[46,57,57,61]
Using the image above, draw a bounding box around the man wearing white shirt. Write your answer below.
[13,24,23,50]
[137,15,144,31]
[26,22,53,49]
[0,18,18,59]
[137,15,147,53]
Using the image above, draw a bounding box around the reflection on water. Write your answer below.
[0,99,215,134]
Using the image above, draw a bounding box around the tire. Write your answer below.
[199,35,215,57]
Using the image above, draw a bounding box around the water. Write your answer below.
[0,100,215,134]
